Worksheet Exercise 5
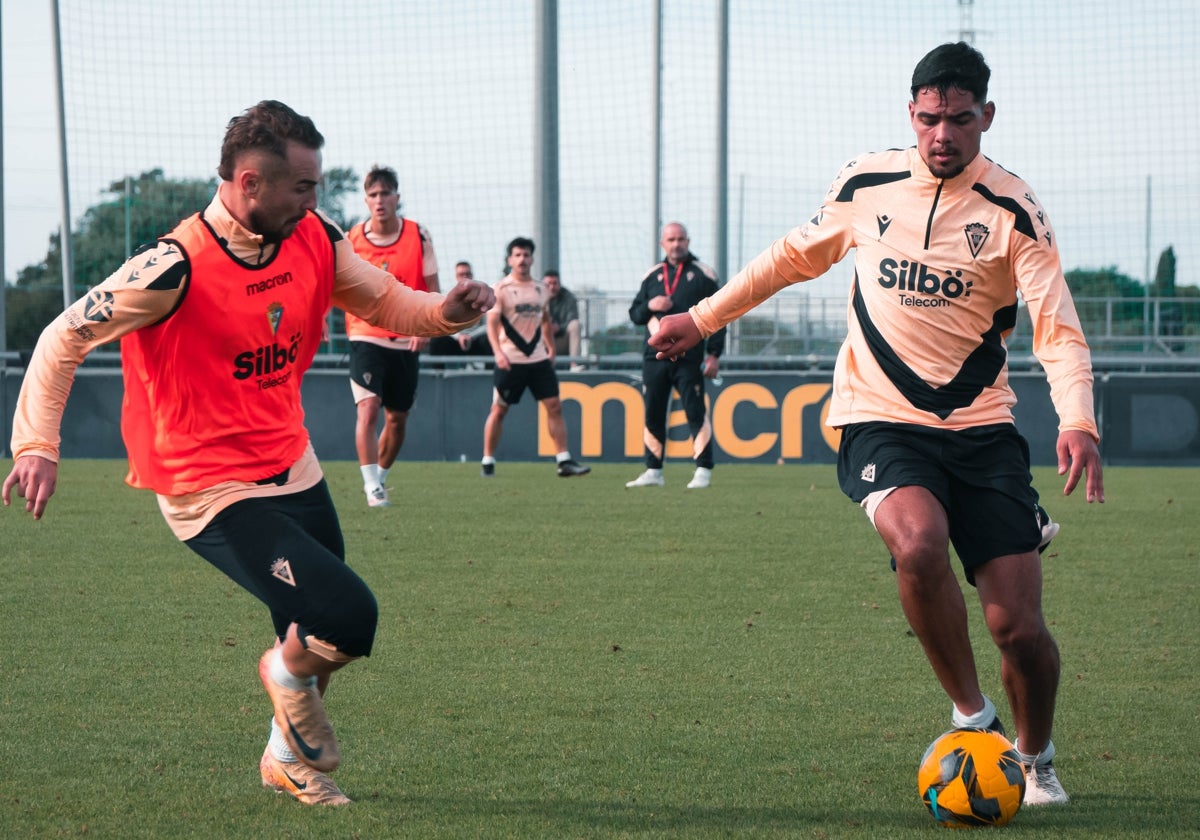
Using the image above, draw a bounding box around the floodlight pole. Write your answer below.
[651,0,662,262]
[533,0,560,276]
[52,0,75,309]
[714,0,729,283]
[1143,175,1152,352]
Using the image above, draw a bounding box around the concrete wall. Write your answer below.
[4,367,1199,466]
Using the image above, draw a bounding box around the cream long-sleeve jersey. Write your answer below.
[691,147,1098,439]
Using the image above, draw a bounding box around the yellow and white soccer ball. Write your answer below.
[918,728,1026,828]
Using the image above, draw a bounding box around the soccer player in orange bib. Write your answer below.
[343,165,440,508]
[3,101,494,806]
[648,43,1104,807]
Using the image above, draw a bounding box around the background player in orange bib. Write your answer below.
[343,165,440,508]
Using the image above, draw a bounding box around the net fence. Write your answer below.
[51,0,1200,358]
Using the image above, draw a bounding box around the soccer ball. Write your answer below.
[918,728,1026,828]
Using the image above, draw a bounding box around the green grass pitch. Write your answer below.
[1,460,1195,838]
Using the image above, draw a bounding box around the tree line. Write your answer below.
[4,171,1193,354]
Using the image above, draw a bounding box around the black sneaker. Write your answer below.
[983,716,1006,736]
[556,459,591,477]
[481,462,495,477]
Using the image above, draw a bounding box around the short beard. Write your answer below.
[248,208,290,244]
[926,158,966,180]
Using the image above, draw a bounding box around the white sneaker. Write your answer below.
[1038,511,1060,552]
[625,469,664,488]
[366,485,389,508]
[1018,741,1069,805]
[686,467,712,489]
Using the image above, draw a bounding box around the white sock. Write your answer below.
[269,717,298,763]
[268,648,316,691]
[360,464,379,489]
[481,456,496,466]
[377,466,390,486]
[556,452,572,464]
[646,468,663,478]
[1015,739,1054,766]
[952,695,996,729]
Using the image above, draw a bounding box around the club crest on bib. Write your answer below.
[267,302,283,335]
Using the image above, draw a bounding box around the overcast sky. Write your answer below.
[3,1,1197,298]
[3,4,58,281]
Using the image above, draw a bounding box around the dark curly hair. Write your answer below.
[217,100,324,182]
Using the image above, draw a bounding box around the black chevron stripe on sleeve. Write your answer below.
[971,183,1038,242]
[834,170,911,202]
[144,259,189,291]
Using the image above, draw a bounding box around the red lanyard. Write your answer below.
[661,261,684,296]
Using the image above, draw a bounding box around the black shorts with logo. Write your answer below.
[349,341,419,412]
[184,480,378,657]
[492,358,559,406]
[837,421,1044,577]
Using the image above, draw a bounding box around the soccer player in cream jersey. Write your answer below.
[480,237,590,478]
[3,101,495,806]
[648,43,1105,806]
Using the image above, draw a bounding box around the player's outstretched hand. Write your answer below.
[442,280,495,323]
[2,454,59,520]
[1057,429,1104,503]
[648,313,702,361]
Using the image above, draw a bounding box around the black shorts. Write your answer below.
[493,359,559,406]
[837,421,1044,578]
[349,341,419,412]
[184,481,378,657]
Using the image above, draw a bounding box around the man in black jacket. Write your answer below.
[627,222,726,489]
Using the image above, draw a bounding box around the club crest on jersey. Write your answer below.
[861,463,876,482]
[267,302,283,335]
[964,222,990,258]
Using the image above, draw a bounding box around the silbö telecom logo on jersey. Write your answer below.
[875,258,974,306]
